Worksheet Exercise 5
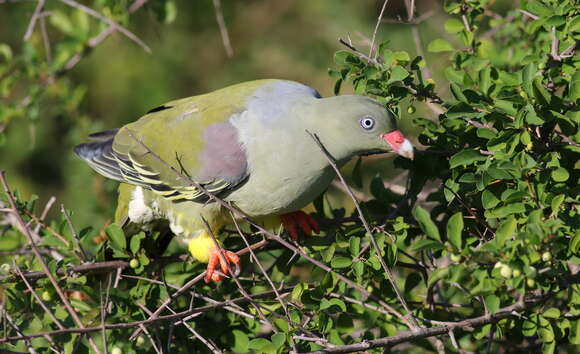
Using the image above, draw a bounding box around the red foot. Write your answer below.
[280,211,320,241]
[205,248,240,283]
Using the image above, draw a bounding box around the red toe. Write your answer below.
[281,211,319,241]
[205,248,241,283]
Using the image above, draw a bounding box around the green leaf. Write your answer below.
[526,1,554,17]
[485,203,526,218]
[538,316,555,342]
[412,206,441,241]
[482,190,500,209]
[271,333,286,349]
[427,39,454,53]
[334,51,358,65]
[410,239,444,251]
[130,232,146,255]
[522,63,537,98]
[249,338,276,354]
[447,212,463,250]
[551,167,569,182]
[569,70,580,101]
[444,18,464,33]
[571,232,580,254]
[49,11,74,34]
[331,257,352,268]
[551,194,564,214]
[291,283,308,302]
[450,83,468,102]
[479,67,492,95]
[543,308,561,319]
[496,216,517,247]
[449,149,487,168]
[388,65,409,83]
[484,295,500,314]
[349,237,360,257]
[105,224,126,251]
[532,76,551,106]
[70,299,91,312]
[320,298,347,312]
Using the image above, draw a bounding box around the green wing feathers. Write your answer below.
[74,80,268,203]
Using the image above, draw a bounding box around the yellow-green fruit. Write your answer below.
[111,347,122,354]
[129,259,140,268]
[512,269,522,277]
[41,291,52,302]
[0,263,10,274]
[136,336,146,346]
[500,265,512,278]
[542,252,552,262]
[407,105,416,114]
[526,278,536,287]
[450,254,462,262]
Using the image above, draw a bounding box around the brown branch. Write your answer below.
[0,257,186,282]
[0,288,294,343]
[0,171,103,354]
[303,295,548,353]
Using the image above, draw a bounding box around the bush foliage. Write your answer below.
[1,0,578,353]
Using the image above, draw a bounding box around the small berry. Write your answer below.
[541,252,552,262]
[41,291,52,302]
[500,265,512,279]
[129,259,140,268]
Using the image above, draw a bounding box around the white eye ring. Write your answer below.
[359,116,375,130]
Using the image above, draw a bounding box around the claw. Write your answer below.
[205,248,240,283]
[280,211,320,241]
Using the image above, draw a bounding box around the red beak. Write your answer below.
[382,130,414,159]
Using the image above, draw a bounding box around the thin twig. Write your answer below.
[211,0,233,57]
[58,0,151,53]
[167,306,223,354]
[23,0,45,40]
[128,238,268,340]
[0,288,297,343]
[2,306,38,354]
[58,0,148,75]
[369,0,389,58]
[303,296,547,354]
[0,171,103,354]
[61,204,89,261]
[13,262,65,330]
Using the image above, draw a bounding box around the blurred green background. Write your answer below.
[0,0,453,229]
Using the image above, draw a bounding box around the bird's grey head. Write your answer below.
[306,95,414,161]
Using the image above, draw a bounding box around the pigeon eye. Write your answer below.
[359,116,375,130]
